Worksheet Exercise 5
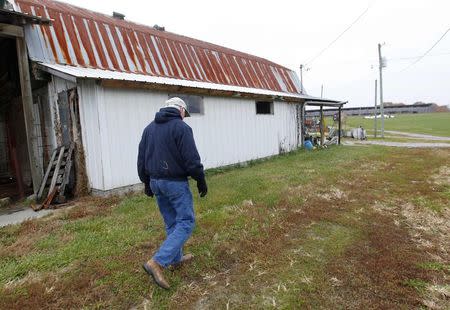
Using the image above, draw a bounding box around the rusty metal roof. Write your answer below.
[14,0,303,95]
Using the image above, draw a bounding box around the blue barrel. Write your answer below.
[304,140,313,150]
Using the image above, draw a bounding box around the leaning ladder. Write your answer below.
[34,144,74,210]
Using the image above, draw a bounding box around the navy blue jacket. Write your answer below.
[137,107,205,183]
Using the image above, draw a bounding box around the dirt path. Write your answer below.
[344,140,450,148]
[385,130,450,141]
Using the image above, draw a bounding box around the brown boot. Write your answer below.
[170,254,194,270]
[143,259,170,289]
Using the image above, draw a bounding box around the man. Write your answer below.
[137,97,207,290]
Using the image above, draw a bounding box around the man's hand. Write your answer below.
[144,183,154,197]
[197,178,208,197]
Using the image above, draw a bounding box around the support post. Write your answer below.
[378,43,385,138]
[301,103,305,147]
[320,105,324,146]
[16,37,42,193]
[299,64,304,94]
[374,79,378,138]
[338,106,342,145]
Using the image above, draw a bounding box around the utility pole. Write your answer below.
[378,43,385,138]
[320,84,323,98]
[299,64,304,94]
[374,79,377,138]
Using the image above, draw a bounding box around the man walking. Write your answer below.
[137,97,207,289]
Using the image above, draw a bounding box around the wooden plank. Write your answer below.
[47,146,65,199]
[58,143,74,199]
[42,188,57,210]
[16,37,42,193]
[37,148,58,201]
[0,23,24,38]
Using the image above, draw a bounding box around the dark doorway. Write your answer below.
[0,36,33,200]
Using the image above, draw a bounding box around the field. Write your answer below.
[344,112,450,137]
[1,145,449,309]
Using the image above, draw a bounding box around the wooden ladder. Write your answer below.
[34,144,74,210]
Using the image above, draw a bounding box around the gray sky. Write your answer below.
[64,0,450,107]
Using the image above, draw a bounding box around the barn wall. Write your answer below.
[76,79,105,191]
[84,85,299,192]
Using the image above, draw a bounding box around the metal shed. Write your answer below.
[1,0,343,198]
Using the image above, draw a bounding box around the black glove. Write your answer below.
[144,183,154,197]
[197,178,208,197]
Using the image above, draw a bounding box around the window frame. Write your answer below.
[255,100,274,115]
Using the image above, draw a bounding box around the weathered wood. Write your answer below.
[16,37,42,193]
[0,23,23,38]
[58,143,74,198]
[42,188,57,210]
[37,148,58,201]
[48,146,65,199]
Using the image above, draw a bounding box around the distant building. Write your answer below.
[306,103,436,117]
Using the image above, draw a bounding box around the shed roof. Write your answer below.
[14,0,304,96]
[39,62,341,104]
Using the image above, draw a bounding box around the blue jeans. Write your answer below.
[150,179,195,268]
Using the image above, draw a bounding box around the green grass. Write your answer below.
[0,146,449,309]
[403,279,428,292]
[343,112,450,137]
[418,262,450,272]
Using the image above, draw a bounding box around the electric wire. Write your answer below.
[304,4,372,66]
[400,26,450,72]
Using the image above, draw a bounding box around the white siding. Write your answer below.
[77,80,104,190]
[186,97,298,169]
[79,85,299,191]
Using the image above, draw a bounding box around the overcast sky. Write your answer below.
[63,0,450,107]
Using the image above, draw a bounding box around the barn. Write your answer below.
[0,0,343,199]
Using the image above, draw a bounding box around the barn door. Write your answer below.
[57,90,71,145]
[57,88,82,146]
[56,88,88,195]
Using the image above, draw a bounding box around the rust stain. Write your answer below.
[73,17,98,68]
[96,22,120,70]
[145,34,165,76]
[109,25,131,72]
[175,42,195,80]
[126,29,147,74]
[85,19,108,69]
[135,32,156,75]
[61,13,84,66]
[16,0,302,95]
[47,8,71,64]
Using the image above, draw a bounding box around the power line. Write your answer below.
[301,52,450,69]
[304,4,372,66]
[400,26,450,72]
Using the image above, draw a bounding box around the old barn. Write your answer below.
[0,0,343,199]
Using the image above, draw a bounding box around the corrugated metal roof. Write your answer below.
[40,63,339,104]
[14,0,303,95]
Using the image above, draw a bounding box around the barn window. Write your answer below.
[256,101,273,115]
[168,94,204,115]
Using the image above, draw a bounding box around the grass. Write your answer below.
[343,112,450,137]
[0,146,449,308]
